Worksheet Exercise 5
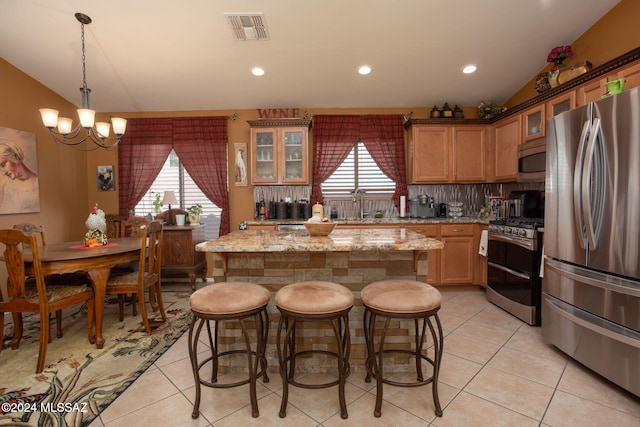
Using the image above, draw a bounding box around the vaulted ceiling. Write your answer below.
[0,0,621,112]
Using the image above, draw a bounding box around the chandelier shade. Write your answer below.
[39,13,127,150]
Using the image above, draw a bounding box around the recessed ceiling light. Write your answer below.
[462,64,477,74]
[251,66,265,76]
[358,65,372,75]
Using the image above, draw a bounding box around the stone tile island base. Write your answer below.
[209,250,430,375]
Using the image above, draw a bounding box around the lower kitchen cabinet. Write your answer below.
[440,224,474,285]
[162,225,207,289]
[405,223,484,286]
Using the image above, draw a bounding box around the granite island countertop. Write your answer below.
[196,228,444,253]
[245,217,489,226]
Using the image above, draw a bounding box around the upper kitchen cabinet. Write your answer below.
[451,127,486,182]
[407,123,485,183]
[615,61,640,90]
[576,76,608,106]
[408,125,449,183]
[249,120,311,185]
[546,90,576,120]
[492,114,521,181]
[522,104,545,141]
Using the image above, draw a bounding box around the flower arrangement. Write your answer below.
[547,45,574,68]
[187,204,203,215]
[477,101,506,119]
[152,193,163,215]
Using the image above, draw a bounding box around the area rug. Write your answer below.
[0,289,192,427]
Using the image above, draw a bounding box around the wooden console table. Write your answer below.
[162,225,206,289]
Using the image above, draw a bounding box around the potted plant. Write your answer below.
[187,204,203,225]
[152,193,163,219]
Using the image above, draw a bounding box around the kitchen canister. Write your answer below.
[302,203,312,219]
[448,201,463,218]
[312,203,324,219]
[290,202,302,219]
[276,202,289,219]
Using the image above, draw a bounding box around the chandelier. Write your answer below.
[39,13,126,150]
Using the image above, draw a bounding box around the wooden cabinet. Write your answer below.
[492,115,521,181]
[162,225,206,289]
[522,104,545,141]
[616,62,640,90]
[408,125,485,183]
[439,224,474,285]
[404,223,485,286]
[546,91,575,120]
[577,76,608,106]
[409,126,449,183]
[249,120,311,185]
[451,127,486,182]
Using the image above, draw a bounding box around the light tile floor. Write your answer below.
[89,287,640,427]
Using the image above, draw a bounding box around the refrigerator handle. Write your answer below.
[573,120,591,249]
[582,118,601,250]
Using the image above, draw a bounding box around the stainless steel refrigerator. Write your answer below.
[543,86,640,397]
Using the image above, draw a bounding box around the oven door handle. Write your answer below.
[488,262,531,280]
[488,234,534,251]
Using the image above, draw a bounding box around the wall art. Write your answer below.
[97,165,115,191]
[0,126,40,214]
[234,143,248,187]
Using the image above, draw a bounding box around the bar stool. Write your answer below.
[362,279,444,418]
[188,281,270,419]
[275,281,354,419]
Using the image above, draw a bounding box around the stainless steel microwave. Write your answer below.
[517,139,546,182]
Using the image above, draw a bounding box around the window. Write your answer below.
[133,150,222,239]
[321,140,396,198]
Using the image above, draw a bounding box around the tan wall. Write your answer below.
[506,0,640,107]
[1,0,636,288]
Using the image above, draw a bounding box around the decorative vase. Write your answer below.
[535,72,551,93]
[188,213,200,225]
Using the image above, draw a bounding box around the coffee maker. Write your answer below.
[409,195,437,218]
[508,190,542,218]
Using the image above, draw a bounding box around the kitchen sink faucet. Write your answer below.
[352,188,366,219]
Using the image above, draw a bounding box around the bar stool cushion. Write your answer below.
[189,282,271,315]
[276,281,354,314]
[361,280,441,314]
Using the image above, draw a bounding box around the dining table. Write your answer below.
[22,237,142,349]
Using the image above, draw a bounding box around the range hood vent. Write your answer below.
[225,13,269,41]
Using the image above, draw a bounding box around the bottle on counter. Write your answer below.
[259,192,266,220]
[330,205,338,219]
[312,202,324,220]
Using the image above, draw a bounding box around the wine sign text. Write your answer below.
[256,108,300,119]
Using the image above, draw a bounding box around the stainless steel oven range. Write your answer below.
[486,217,544,325]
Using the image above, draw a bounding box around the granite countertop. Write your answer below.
[196,228,444,253]
[246,217,489,226]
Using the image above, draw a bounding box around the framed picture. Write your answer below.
[0,126,40,214]
[233,143,248,187]
[97,165,115,191]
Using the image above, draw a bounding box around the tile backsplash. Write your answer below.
[252,182,544,219]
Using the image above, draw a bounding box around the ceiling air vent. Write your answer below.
[225,13,269,41]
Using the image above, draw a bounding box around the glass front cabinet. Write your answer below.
[249,120,311,185]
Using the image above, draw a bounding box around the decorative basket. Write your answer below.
[304,222,336,236]
[548,61,593,88]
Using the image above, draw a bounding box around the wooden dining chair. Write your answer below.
[12,222,89,341]
[105,214,123,238]
[106,221,165,334]
[111,215,150,280]
[0,229,95,373]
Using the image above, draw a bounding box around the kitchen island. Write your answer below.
[196,228,443,373]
